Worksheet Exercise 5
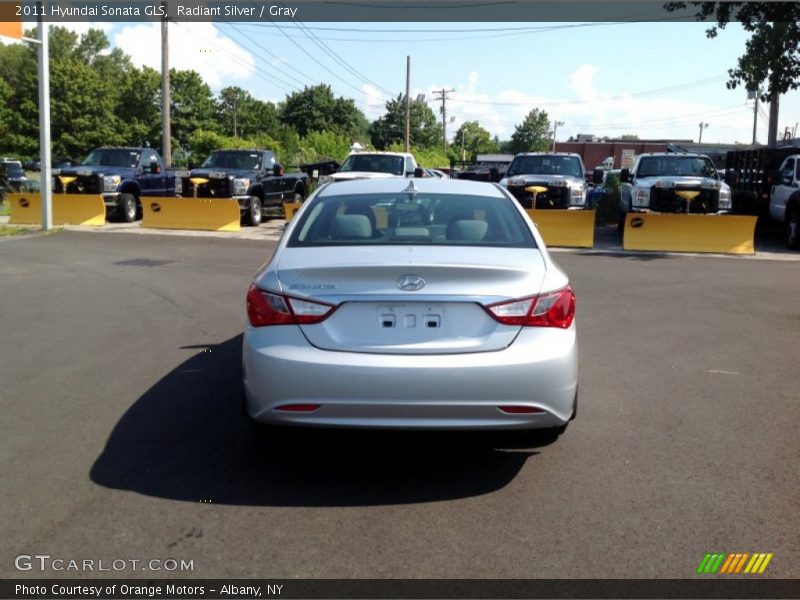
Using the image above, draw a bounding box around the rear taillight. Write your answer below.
[246,284,335,327]
[485,286,575,328]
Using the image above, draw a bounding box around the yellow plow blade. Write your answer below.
[525,209,596,248]
[7,193,105,226]
[141,196,240,232]
[283,201,302,222]
[623,213,757,255]
[622,213,756,254]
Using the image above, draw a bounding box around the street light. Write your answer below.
[552,120,565,151]
[698,122,709,144]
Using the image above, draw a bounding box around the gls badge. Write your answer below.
[396,274,426,291]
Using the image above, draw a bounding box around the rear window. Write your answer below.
[288,192,536,248]
[506,155,583,177]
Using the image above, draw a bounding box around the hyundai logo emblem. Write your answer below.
[396,274,426,291]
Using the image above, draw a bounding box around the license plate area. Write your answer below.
[379,304,442,329]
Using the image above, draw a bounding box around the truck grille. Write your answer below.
[182,177,231,198]
[650,187,719,214]
[54,175,102,194]
[507,183,570,209]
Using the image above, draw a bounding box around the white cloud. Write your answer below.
[113,22,255,89]
[435,65,761,144]
[361,83,388,121]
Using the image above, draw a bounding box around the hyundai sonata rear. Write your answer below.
[243,178,577,434]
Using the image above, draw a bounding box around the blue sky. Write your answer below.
[18,20,800,144]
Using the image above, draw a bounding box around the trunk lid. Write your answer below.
[271,246,547,354]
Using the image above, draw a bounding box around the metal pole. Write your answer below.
[404,56,410,153]
[37,3,52,231]
[752,92,758,145]
[552,121,564,152]
[161,6,171,167]
[441,90,447,151]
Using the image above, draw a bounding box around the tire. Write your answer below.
[786,206,800,250]
[243,196,262,227]
[293,189,304,203]
[118,193,138,223]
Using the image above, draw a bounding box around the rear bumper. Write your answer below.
[243,324,578,430]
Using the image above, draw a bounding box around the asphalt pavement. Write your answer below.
[1,230,798,580]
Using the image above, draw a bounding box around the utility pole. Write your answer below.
[433,88,454,150]
[552,120,564,152]
[698,122,708,144]
[161,2,171,167]
[751,88,759,145]
[405,56,410,153]
[233,93,238,138]
[36,1,52,230]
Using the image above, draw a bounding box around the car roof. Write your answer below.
[637,152,709,159]
[514,152,582,158]
[345,151,413,159]
[318,177,506,198]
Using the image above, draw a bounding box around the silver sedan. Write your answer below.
[243,178,578,437]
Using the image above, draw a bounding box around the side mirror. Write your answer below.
[413,167,425,178]
[188,161,198,170]
[150,162,161,174]
[274,165,285,177]
[620,168,631,183]
[592,169,604,187]
[489,167,500,181]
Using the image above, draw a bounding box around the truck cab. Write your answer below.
[324,151,420,182]
[770,154,800,249]
[55,147,180,222]
[619,153,732,228]
[499,152,589,209]
[182,149,308,226]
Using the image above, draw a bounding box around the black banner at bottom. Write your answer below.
[2,579,799,600]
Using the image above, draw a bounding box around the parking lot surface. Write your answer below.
[1,230,798,579]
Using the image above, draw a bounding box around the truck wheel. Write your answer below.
[293,190,304,203]
[244,197,262,226]
[119,193,138,223]
[787,207,800,250]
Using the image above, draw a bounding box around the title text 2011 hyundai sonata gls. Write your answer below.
[243,178,577,437]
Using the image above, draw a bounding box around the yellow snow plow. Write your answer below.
[524,186,595,248]
[622,212,757,254]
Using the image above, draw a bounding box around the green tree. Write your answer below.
[509,109,551,154]
[0,40,38,156]
[370,94,443,150]
[216,87,282,140]
[170,70,219,150]
[117,66,161,147]
[450,121,498,162]
[280,84,367,138]
[664,2,800,147]
[301,130,352,162]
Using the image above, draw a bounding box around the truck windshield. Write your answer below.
[339,154,405,176]
[1,163,23,177]
[82,149,141,169]
[506,155,583,177]
[201,151,262,170]
[636,156,718,178]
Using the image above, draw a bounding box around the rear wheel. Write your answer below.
[243,196,262,226]
[293,189,304,203]
[118,193,138,223]
[786,206,800,250]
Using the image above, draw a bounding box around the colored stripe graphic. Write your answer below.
[699,553,773,574]
[697,554,712,574]
[719,554,735,574]
[758,554,773,573]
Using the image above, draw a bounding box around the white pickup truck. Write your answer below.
[770,154,800,249]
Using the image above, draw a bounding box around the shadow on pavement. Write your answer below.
[90,334,545,507]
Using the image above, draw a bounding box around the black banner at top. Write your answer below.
[2,0,795,23]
